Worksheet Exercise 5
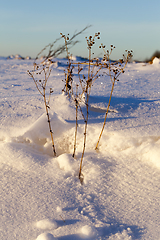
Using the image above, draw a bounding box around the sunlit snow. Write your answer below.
[0,57,160,239]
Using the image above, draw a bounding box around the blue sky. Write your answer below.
[1,0,160,60]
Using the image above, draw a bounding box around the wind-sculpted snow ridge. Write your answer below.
[0,58,160,239]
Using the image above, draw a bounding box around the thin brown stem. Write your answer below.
[73,85,78,158]
[95,80,115,150]
[79,93,89,184]
[43,88,56,156]
[78,45,92,183]
[28,67,56,157]
[95,51,132,150]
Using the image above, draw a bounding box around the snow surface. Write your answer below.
[0,57,160,240]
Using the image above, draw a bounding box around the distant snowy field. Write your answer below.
[0,57,160,240]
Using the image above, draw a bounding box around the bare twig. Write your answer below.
[78,32,101,183]
[73,84,79,158]
[95,49,133,150]
[27,69,56,156]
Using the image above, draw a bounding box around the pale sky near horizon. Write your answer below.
[1,0,160,60]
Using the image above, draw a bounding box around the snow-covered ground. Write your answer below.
[0,57,160,240]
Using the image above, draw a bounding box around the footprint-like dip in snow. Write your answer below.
[36,219,58,230]
[36,232,57,240]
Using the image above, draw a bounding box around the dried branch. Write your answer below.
[95,49,133,150]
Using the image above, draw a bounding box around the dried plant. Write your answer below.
[28,27,90,158]
[61,33,74,97]
[62,32,104,183]
[28,64,56,156]
[72,84,79,158]
[28,28,132,184]
[78,33,103,183]
[95,47,133,150]
[35,25,91,63]
[61,31,132,184]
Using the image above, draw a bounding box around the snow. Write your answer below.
[79,225,97,239]
[36,233,57,240]
[56,154,78,174]
[152,57,160,65]
[0,57,160,240]
[36,219,58,230]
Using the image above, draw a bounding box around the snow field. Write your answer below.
[36,232,57,240]
[0,58,160,239]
